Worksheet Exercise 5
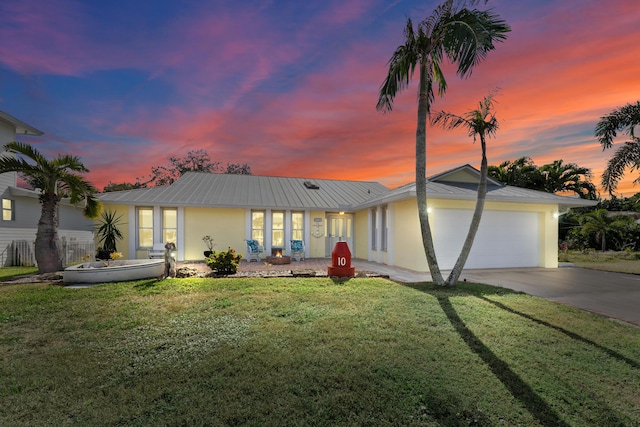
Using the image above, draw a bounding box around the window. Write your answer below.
[291,212,304,241]
[381,205,388,251]
[162,208,177,244]
[272,211,284,248]
[251,211,265,246]
[2,199,13,221]
[371,208,377,250]
[138,207,153,248]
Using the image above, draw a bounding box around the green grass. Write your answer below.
[1,277,639,426]
[560,250,640,274]
[0,266,38,281]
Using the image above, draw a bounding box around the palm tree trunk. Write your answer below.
[445,135,489,286]
[35,193,63,273]
[416,61,445,286]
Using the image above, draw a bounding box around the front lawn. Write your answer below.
[560,250,640,274]
[0,266,38,281]
[1,277,639,426]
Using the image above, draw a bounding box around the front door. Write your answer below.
[326,214,353,257]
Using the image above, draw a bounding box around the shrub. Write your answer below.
[206,247,242,275]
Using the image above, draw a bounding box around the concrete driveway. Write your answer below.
[352,260,640,326]
[461,267,640,326]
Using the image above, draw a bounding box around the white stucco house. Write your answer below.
[0,110,95,266]
[98,165,596,272]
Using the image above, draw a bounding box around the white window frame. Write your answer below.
[162,208,178,244]
[2,198,14,221]
[137,207,154,248]
[251,210,265,247]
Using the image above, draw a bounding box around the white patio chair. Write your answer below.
[245,239,264,262]
[290,240,305,261]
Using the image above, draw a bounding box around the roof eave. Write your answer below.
[0,111,44,136]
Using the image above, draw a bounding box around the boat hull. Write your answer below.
[64,259,165,284]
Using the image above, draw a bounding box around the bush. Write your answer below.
[205,247,242,275]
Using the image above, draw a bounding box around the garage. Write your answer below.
[431,208,541,269]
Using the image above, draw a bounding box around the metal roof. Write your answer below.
[98,172,390,211]
[0,110,43,136]
[99,165,597,211]
[357,180,597,209]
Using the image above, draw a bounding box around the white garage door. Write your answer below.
[431,209,540,269]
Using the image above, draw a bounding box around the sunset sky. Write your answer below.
[1,0,639,196]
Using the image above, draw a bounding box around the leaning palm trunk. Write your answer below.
[35,193,64,273]
[445,135,488,286]
[416,65,445,286]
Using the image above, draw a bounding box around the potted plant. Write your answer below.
[96,209,124,260]
[202,235,215,257]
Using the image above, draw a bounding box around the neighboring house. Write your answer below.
[98,165,596,271]
[0,110,95,266]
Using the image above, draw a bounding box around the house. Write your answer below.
[0,110,95,266]
[98,165,596,271]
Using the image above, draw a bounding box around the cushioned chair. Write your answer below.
[290,240,305,261]
[245,239,264,262]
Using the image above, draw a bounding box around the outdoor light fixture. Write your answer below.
[427,207,432,214]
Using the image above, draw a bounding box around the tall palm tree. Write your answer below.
[595,101,640,194]
[376,0,510,286]
[539,160,596,199]
[432,92,498,285]
[0,142,101,273]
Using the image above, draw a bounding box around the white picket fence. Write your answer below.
[6,239,95,267]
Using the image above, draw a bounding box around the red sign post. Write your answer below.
[327,241,355,277]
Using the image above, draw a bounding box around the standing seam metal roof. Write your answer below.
[98,168,597,210]
[98,172,390,210]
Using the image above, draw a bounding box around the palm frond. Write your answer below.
[442,8,510,79]
[377,19,420,113]
[602,140,640,194]
[595,101,640,149]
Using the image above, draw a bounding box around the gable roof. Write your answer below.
[428,164,503,186]
[356,165,598,210]
[0,110,43,136]
[99,172,390,211]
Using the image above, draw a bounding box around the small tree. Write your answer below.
[0,142,101,273]
[96,209,124,252]
[580,209,612,251]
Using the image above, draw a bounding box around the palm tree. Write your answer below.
[376,0,510,286]
[0,142,101,273]
[580,209,612,251]
[96,209,124,253]
[488,156,543,189]
[595,101,640,194]
[539,160,597,199]
[431,92,499,285]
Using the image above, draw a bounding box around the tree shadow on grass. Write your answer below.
[435,294,571,427]
[406,283,630,425]
[133,279,161,290]
[477,295,639,369]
